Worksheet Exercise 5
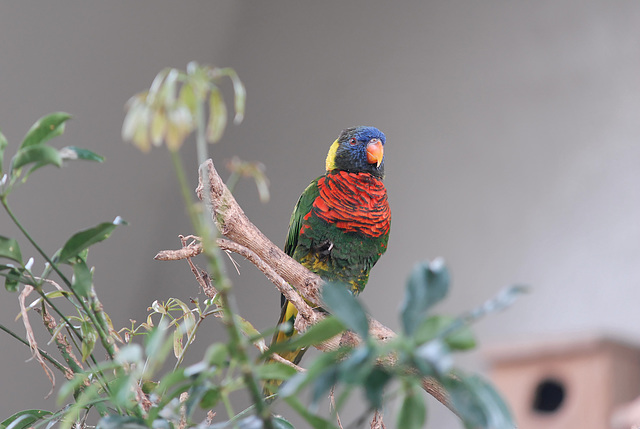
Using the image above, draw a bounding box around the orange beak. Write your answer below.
[366,139,384,167]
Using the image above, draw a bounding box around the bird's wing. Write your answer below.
[284,179,320,257]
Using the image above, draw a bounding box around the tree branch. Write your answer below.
[161,158,454,414]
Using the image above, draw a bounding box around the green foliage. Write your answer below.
[322,283,369,338]
[57,218,127,264]
[0,410,53,429]
[401,258,449,335]
[0,236,23,264]
[276,262,520,428]
[0,73,523,429]
[20,112,71,148]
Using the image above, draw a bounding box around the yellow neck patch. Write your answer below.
[325,139,339,171]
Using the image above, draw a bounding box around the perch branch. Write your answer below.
[161,159,454,414]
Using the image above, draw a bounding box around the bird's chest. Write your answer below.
[309,171,390,238]
[294,172,390,281]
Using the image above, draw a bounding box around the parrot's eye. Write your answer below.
[349,137,357,146]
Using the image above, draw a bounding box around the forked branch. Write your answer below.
[162,159,454,414]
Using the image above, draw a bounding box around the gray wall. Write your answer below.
[1,1,639,426]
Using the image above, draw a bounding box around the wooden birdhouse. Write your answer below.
[486,335,640,429]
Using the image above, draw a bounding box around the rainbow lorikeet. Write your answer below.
[269,126,391,369]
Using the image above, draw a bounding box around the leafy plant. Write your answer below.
[0,64,524,429]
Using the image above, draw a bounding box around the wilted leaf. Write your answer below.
[400,258,450,336]
[57,218,126,263]
[165,106,193,151]
[216,67,246,124]
[20,112,71,148]
[322,283,369,338]
[173,327,184,358]
[178,82,198,117]
[206,87,227,143]
[149,110,167,147]
[0,236,22,264]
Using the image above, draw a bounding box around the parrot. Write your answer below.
[265,126,390,394]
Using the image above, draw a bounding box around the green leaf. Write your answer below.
[266,316,344,356]
[363,368,392,409]
[11,144,63,175]
[255,362,297,381]
[322,283,369,338]
[145,322,169,359]
[273,416,295,429]
[414,339,451,375]
[20,112,71,148]
[59,146,105,162]
[415,315,476,351]
[155,367,187,396]
[397,385,426,429]
[2,266,23,292]
[199,386,221,409]
[151,419,171,429]
[206,87,227,143]
[400,258,450,336]
[71,258,92,298]
[279,350,341,398]
[0,130,8,175]
[338,344,375,384]
[205,343,228,367]
[444,372,514,429]
[236,416,263,429]
[80,321,97,362]
[57,217,126,263]
[0,236,22,264]
[311,366,338,405]
[96,415,148,429]
[0,409,52,429]
[284,396,338,429]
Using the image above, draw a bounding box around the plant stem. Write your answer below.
[170,101,273,427]
[1,197,115,360]
[0,323,69,374]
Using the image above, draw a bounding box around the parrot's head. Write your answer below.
[325,126,386,178]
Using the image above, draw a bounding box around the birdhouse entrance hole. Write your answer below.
[532,378,565,413]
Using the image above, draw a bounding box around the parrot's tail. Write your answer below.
[263,300,308,399]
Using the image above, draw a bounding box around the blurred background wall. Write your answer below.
[1,1,639,427]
